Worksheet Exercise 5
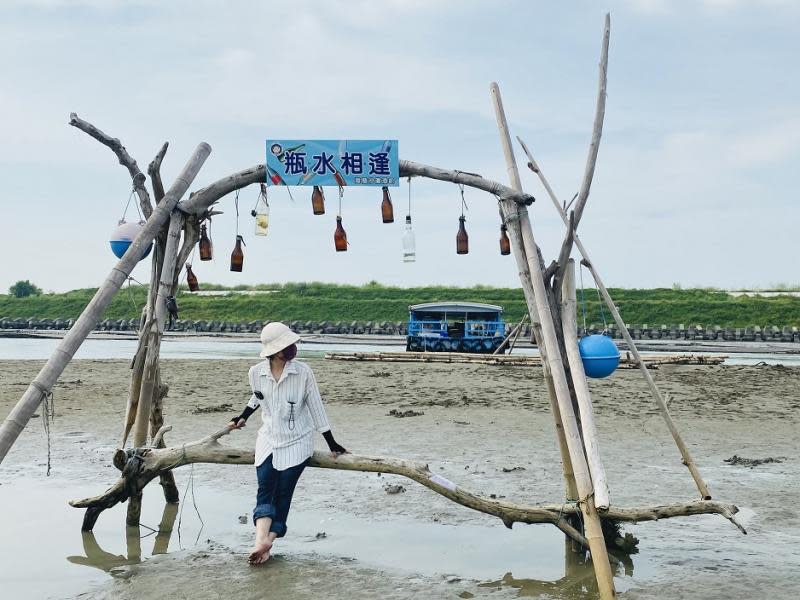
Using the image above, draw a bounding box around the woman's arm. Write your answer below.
[229,391,262,429]
[305,369,347,455]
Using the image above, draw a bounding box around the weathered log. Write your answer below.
[68,112,153,219]
[0,141,211,465]
[561,260,610,509]
[517,136,713,500]
[148,142,169,203]
[69,428,745,538]
[490,80,615,598]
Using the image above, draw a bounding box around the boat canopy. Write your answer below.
[409,302,504,315]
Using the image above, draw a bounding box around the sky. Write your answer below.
[0,0,797,293]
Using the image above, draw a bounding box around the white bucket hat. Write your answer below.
[259,322,300,358]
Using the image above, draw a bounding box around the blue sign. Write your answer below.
[265,140,399,187]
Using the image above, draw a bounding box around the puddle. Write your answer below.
[0,476,649,599]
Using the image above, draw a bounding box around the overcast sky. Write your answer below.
[0,0,797,293]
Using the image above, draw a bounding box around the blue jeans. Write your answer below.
[252,454,308,538]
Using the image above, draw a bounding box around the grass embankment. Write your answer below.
[1,283,799,327]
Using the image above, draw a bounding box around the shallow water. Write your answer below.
[1,337,798,366]
[0,476,647,600]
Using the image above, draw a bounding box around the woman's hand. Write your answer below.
[329,441,348,458]
[228,418,246,430]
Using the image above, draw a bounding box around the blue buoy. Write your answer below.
[579,334,620,378]
[109,221,152,261]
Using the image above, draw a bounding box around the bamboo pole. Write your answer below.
[492,315,527,355]
[516,137,712,500]
[490,81,578,503]
[561,260,610,509]
[507,315,528,354]
[0,143,211,465]
[490,83,615,598]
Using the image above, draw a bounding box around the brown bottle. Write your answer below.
[456,216,469,255]
[499,224,511,256]
[334,216,348,252]
[199,224,213,261]
[186,263,199,292]
[381,186,394,223]
[230,235,245,272]
[311,186,325,215]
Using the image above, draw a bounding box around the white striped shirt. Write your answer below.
[247,359,331,470]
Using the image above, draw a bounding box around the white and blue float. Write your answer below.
[109,220,152,261]
[578,333,620,378]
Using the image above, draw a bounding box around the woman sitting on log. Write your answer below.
[227,322,348,565]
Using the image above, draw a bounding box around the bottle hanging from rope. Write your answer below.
[456,216,469,255]
[334,216,348,252]
[311,186,325,215]
[402,215,416,262]
[230,235,245,272]
[499,223,511,256]
[381,187,394,223]
[252,184,270,236]
[199,223,213,261]
[186,263,199,292]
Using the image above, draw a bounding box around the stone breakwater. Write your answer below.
[1,317,799,343]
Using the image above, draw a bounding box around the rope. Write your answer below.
[338,185,343,217]
[234,190,240,237]
[176,446,205,549]
[407,176,412,217]
[458,183,468,216]
[42,389,54,476]
[579,264,588,333]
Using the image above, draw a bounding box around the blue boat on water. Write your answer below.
[406,302,507,353]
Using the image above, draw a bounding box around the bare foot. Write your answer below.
[248,538,272,565]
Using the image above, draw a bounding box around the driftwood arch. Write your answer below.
[0,15,743,600]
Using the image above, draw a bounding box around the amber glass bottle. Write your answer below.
[334,217,348,252]
[381,187,394,223]
[230,235,245,272]
[186,263,199,292]
[199,224,213,261]
[456,216,469,254]
[311,186,325,215]
[499,224,511,255]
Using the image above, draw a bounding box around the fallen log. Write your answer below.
[70,427,746,541]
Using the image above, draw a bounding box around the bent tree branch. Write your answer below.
[70,428,746,539]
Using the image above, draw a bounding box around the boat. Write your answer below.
[406,301,506,353]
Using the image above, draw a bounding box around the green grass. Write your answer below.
[0,283,799,327]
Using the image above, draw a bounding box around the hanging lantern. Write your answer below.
[381,187,394,223]
[252,184,270,236]
[109,220,152,261]
[230,235,245,272]
[499,224,511,255]
[311,186,325,215]
[334,216,348,252]
[579,334,620,378]
[456,216,469,255]
[186,263,199,292]
[402,215,416,263]
[199,223,213,261]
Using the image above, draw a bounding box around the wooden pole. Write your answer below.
[0,143,211,466]
[561,260,610,509]
[490,83,615,598]
[490,82,578,502]
[492,315,527,355]
[516,137,712,500]
[507,315,527,355]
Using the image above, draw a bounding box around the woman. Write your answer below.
[227,322,348,565]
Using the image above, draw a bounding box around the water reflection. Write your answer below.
[67,503,178,573]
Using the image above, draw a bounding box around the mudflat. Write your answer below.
[1,358,798,599]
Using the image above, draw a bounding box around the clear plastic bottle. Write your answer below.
[253,184,270,236]
[402,215,416,263]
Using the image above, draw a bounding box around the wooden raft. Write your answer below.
[324,350,727,367]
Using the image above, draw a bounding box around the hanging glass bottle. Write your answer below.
[456,216,469,254]
[334,217,348,251]
[252,184,270,236]
[230,235,245,271]
[334,186,347,251]
[380,186,394,223]
[402,216,416,262]
[456,184,469,255]
[199,223,213,261]
[499,223,511,255]
[186,263,199,292]
[311,186,325,215]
